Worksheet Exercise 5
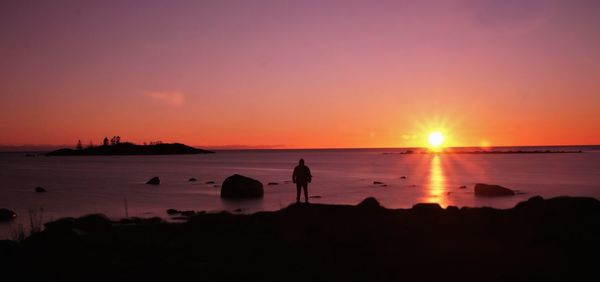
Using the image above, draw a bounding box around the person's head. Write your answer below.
[299,158,305,166]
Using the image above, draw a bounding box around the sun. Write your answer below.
[428,131,445,148]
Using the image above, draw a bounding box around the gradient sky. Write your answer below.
[1,0,599,149]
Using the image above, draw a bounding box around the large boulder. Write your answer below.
[474,183,515,197]
[220,174,264,199]
[0,208,17,222]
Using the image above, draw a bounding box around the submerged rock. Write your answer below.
[0,208,17,221]
[268,182,279,186]
[474,183,515,197]
[188,178,197,182]
[35,187,47,193]
[459,185,467,189]
[146,177,160,185]
[205,181,215,185]
[220,174,264,199]
[373,181,384,185]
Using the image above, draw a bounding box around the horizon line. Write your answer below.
[0,143,599,153]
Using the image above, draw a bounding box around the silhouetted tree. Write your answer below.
[110,136,121,146]
[103,137,109,146]
[76,140,83,150]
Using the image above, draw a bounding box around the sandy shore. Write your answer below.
[1,196,599,281]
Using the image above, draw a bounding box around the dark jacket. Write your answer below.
[293,165,312,184]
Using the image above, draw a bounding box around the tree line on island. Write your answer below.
[48,136,214,156]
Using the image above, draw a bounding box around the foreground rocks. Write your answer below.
[474,183,515,196]
[1,196,599,282]
[220,174,264,199]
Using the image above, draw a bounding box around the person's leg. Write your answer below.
[296,183,301,203]
[303,183,309,203]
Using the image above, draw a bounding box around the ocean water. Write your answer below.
[1,146,599,239]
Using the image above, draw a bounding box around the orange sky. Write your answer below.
[1,0,599,149]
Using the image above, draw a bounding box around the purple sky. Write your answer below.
[1,0,599,148]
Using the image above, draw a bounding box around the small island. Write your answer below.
[46,136,214,156]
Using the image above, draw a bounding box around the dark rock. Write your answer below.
[400,176,407,179]
[205,181,215,184]
[75,214,112,233]
[35,187,47,193]
[188,178,197,182]
[220,174,264,199]
[268,182,279,186]
[146,177,160,185]
[166,209,196,216]
[446,206,459,212]
[381,184,388,187]
[358,197,381,209]
[515,196,544,210]
[412,203,444,213]
[0,208,17,222]
[180,210,196,216]
[373,181,384,185]
[474,183,515,197]
[459,185,467,189]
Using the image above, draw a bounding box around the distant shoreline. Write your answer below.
[383,150,584,155]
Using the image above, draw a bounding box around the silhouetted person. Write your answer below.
[292,158,312,203]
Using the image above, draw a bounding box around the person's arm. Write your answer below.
[292,167,297,183]
[307,167,312,183]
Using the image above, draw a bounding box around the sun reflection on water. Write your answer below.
[426,155,447,206]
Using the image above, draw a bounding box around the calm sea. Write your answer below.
[1,146,599,239]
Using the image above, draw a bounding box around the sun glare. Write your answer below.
[428,131,444,148]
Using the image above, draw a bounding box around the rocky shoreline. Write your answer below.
[1,196,599,281]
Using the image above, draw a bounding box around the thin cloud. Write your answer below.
[145,91,184,106]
